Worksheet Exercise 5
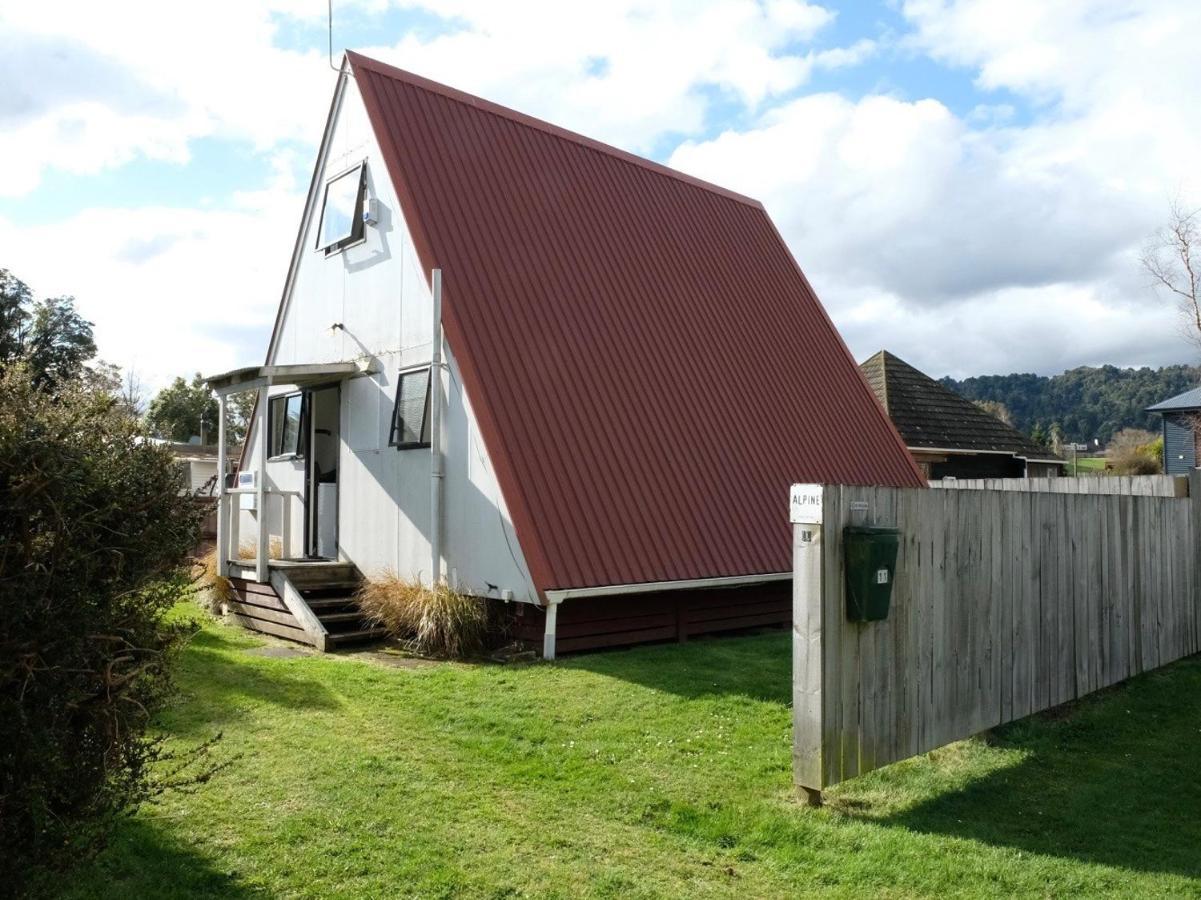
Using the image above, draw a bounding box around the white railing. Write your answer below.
[217,487,303,582]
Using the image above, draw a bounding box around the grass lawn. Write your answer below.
[51,611,1201,899]
[1070,456,1108,475]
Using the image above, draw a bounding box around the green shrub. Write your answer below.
[1106,427,1163,475]
[0,365,203,888]
[357,574,490,659]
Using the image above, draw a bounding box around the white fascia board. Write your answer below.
[544,572,791,604]
[264,63,351,368]
[209,361,375,396]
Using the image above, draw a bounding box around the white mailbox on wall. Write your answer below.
[238,471,256,511]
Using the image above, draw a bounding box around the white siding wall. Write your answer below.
[238,76,537,603]
[187,459,218,494]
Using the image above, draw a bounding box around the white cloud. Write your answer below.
[1,0,878,389]
[668,0,1201,375]
[0,1,335,197]
[364,0,842,150]
[2,0,1197,389]
[0,169,302,387]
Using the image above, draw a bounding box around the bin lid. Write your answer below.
[843,525,900,535]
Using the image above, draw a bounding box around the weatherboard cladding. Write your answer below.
[348,52,923,593]
[1160,413,1197,476]
[861,351,1061,461]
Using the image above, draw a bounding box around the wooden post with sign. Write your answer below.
[790,483,825,807]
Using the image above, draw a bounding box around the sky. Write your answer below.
[1,0,1199,391]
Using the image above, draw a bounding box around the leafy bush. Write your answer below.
[0,365,203,887]
[357,575,490,659]
[1106,427,1163,475]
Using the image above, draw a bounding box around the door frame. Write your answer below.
[303,383,341,559]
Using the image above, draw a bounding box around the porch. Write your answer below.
[205,360,373,585]
[225,559,386,651]
[205,361,386,651]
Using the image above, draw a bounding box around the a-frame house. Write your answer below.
[206,52,923,657]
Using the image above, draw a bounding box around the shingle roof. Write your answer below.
[1147,386,1201,412]
[348,52,924,593]
[861,351,1062,461]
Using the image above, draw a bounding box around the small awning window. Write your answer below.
[390,367,431,449]
[269,392,306,458]
[316,163,366,252]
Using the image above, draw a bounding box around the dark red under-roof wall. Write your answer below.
[348,52,924,594]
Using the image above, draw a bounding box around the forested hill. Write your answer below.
[940,364,1201,445]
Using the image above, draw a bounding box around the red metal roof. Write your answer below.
[348,52,925,593]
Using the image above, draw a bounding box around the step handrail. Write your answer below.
[270,570,331,652]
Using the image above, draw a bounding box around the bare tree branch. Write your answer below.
[1142,199,1201,349]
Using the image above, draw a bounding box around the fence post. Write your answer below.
[791,484,826,807]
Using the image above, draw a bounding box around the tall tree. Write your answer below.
[0,269,97,389]
[145,375,253,445]
[146,374,219,444]
[25,295,97,389]
[1142,200,1201,349]
[227,390,256,443]
[0,269,31,365]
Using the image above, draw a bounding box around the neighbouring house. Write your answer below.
[1148,386,1201,475]
[860,351,1066,480]
[169,443,220,497]
[204,52,923,657]
[144,438,220,495]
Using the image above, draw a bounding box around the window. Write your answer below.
[390,368,431,449]
[268,392,306,457]
[316,163,366,253]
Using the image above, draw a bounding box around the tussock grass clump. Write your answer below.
[194,548,233,614]
[238,537,283,561]
[192,538,284,614]
[357,574,489,659]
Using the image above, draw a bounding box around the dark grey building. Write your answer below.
[1148,387,1201,475]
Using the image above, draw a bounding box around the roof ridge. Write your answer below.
[345,50,765,211]
[864,350,889,412]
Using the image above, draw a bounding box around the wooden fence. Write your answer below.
[791,471,1201,800]
[930,474,1188,497]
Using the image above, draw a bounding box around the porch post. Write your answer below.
[542,598,561,661]
[255,386,269,583]
[791,484,826,807]
[216,392,230,578]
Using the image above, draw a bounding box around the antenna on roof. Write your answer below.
[327,0,340,73]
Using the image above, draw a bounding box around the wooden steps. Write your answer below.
[227,562,385,651]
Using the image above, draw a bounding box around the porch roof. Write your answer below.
[204,361,370,395]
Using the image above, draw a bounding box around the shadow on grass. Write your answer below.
[562,629,791,704]
[162,626,343,735]
[874,656,1201,881]
[42,818,264,899]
